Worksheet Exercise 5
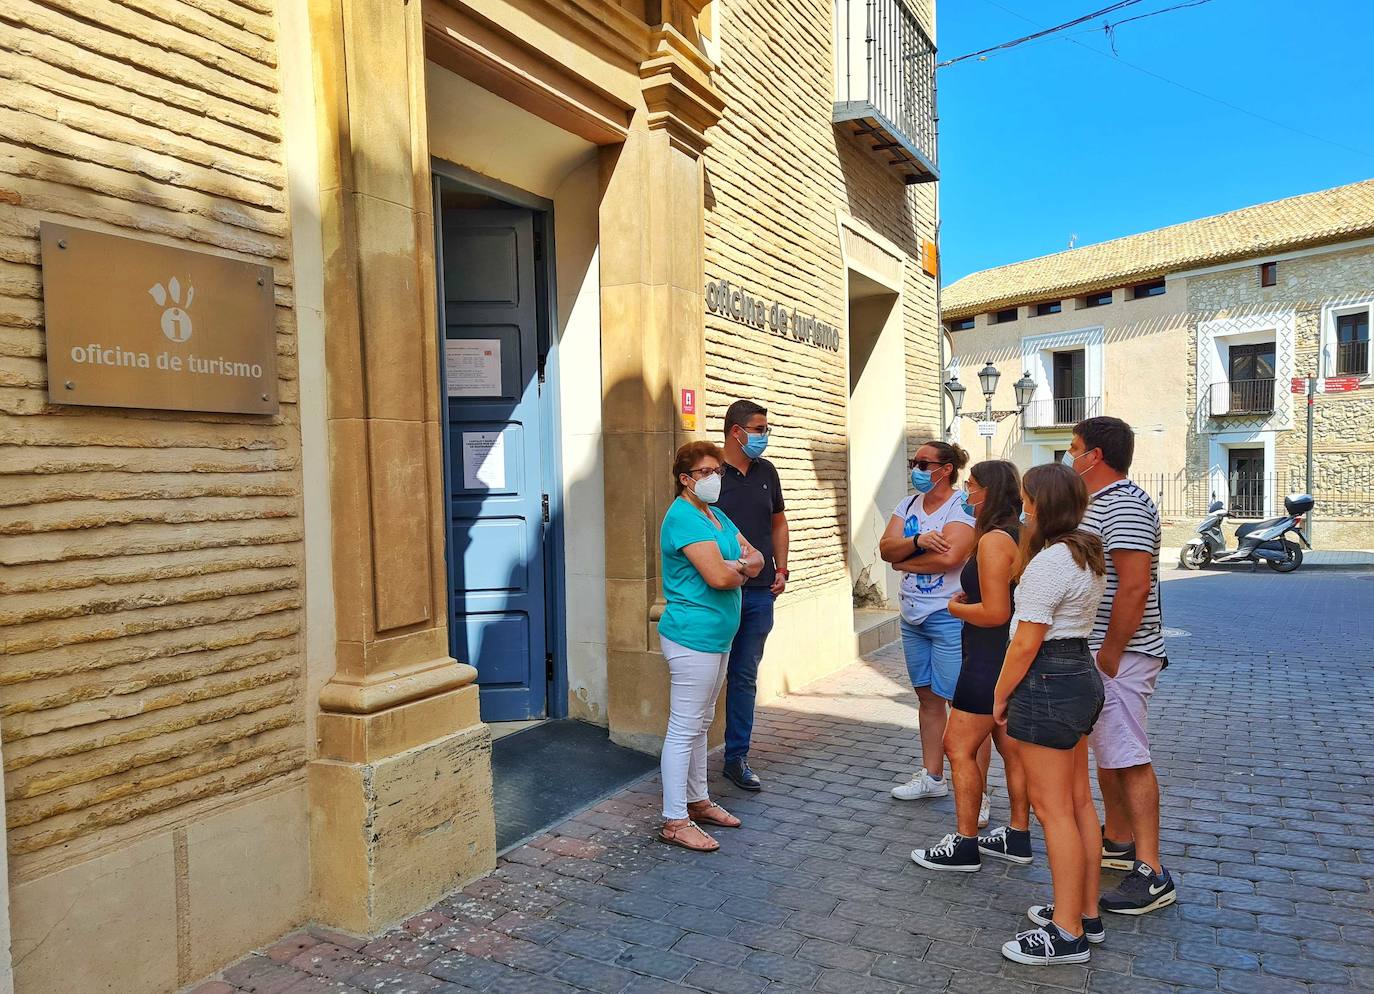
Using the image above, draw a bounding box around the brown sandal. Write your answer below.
[687,800,741,829]
[658,819,719,852]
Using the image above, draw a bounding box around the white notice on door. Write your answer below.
[462,430,506,490]
[446,338,502,397]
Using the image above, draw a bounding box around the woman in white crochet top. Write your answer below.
[993,463,1108,967]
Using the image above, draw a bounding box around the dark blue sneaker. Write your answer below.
[1100,860,1177,915]
[722,758,761,791]
[978,825,1033,865]
[910,833,981,873]
[1101,832,1136,871]
[1027,904,1104,943]
[1001,923,1091,965]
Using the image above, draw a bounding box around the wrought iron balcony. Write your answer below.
[1336,340,1369,377]
[1023,396,1101,429]
[1208,378,1276,417]
[833,0,938,184]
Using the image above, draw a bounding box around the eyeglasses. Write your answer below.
[738,426,770,436]
[686,466,724,479]
[910,460,950,471]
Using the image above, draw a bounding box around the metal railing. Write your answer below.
[866,0,937,168]
[1137,469,1374,521]
[1022,396,1101,429]
[1336,340,1369,376]
[1208,378,1276,417]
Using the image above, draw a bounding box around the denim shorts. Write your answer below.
[900,609,963,700]
[1007,638,1105,750]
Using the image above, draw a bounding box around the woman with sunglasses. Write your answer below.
[880,440,976,802]
[657,441,764,852]
[911,459,1032,871]
[995,463,1108,966]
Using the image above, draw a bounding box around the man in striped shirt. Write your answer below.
[1066,417,1177,917]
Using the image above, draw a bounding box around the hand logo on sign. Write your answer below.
[149,277,195,343]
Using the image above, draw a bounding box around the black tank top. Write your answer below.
[960,525,1019,665]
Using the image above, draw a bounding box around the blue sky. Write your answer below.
[936,0,1374,283]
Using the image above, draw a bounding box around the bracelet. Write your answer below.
[911,535,926,555]
[775,568,789,578]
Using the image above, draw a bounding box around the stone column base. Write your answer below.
[308,685,495,934]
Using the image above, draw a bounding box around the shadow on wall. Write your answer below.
[836,132,920,256]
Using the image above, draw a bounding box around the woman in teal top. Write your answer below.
[657,440,763,852]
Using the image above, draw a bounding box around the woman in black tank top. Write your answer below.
[911,461,1034,872]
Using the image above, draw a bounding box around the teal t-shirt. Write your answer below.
[658,497,743,653]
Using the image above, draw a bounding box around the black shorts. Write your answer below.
[1007,639,1105,750]
[951,654,998,715]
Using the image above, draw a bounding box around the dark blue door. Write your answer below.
[439,208,547,721]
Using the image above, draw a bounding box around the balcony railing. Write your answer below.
[1023,396,1101,429]
[1208,378,1276,417]
[833,0,938,183]
[1336,340,1370,376]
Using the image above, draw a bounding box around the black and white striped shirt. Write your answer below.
[1080,479,1167,661]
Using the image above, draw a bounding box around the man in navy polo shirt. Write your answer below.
[715,399,790,790]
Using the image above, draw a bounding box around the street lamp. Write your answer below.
[977,361,1000,400]
[948,362,1037,459]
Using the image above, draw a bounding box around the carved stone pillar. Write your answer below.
[306,0,494,933]
[603,27,725,752]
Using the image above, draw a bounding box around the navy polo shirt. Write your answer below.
[716,456,785,589]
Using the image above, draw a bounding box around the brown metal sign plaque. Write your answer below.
[40,222,279,415]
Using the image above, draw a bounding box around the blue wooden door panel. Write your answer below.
[441,208,546,721]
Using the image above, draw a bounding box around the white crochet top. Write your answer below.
[1010,541,1107,641]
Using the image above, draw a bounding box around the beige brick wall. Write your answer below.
[0,0,304,872]
[1186,244,1374,544]
[702,0,941,595]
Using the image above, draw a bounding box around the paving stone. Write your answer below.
[662,905,736,937]
[680,962,769,994]
[348,965,445,993]
[812,968,903,994]
[1131,956,1220,989]
[1258,953,1352,984]
[187,984,239,994]
[1177,940,1260,971]
[290,944,371,983]
[794,937,876,973]
[613,945,697,982]
[737,950,821,987]
[672,931,751,966]
[1220,970,1309,994]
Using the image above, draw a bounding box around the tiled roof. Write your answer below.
[942,178,1374,318]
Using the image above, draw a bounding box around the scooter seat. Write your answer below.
[1234,515,1285,538]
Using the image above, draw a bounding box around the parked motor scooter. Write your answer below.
[1178,493,1313,573]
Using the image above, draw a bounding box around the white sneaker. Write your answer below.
[891,769,949,800]
[978,793,990,828]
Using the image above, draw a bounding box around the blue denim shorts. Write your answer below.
[900,609,963,700]
[1007,638,1105,750]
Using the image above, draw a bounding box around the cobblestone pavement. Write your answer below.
[201,569,1374,994]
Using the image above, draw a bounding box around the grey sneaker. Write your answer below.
[1100,860,1177,915]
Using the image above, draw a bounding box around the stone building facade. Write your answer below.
[0,0,943,990]
[942,181,1374,547]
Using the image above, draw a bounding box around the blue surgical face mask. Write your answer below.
[741,431,768,459]
[911,468,935,493]
[1019,509,1032,525]
[1061,450,1078,469]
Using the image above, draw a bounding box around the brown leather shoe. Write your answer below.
[687,800,741,829]
[658,819,719,852]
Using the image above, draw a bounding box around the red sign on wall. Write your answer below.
[1323,376,1361,393]
[1290,377,1308,394]
[680,388,696,413]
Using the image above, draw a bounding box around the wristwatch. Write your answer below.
[736,556,748,570]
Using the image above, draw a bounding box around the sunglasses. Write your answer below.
[910,460,950,471]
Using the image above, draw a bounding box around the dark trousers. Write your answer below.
[724,586,776,763]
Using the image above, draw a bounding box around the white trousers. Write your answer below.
[659,634,730,820]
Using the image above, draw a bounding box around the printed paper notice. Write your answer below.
[446,339,502,397]
[462,430,506,490]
